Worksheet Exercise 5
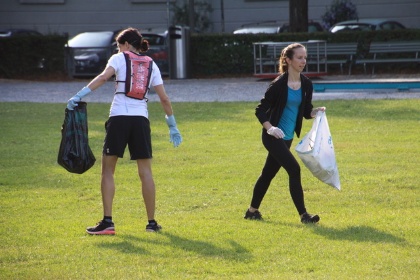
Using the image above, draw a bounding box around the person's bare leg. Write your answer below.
[137,158,155,220]
[101,155,118,216]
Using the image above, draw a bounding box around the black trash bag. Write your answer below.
[57,102,96,174]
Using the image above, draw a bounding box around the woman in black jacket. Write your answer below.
[245,43,325,224]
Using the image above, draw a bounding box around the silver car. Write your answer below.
[233,21,324,34]
[329,19,405,33]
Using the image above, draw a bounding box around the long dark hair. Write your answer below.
[116,27,149,53]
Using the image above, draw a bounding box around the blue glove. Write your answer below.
[165,115,182,147]
[67,87,91,110]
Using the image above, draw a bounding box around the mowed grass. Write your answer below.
[0,99,419,279]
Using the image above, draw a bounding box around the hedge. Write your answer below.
[0,35,67,79]
[1,30,419,79]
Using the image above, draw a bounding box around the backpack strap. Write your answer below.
[115,52,131,94]
[145,58,153,94]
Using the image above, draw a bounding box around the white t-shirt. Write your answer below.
[106,52,163,118]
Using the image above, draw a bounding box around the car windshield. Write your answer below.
[233,26,280,34]
[73,48,104,56]
[0,30,41,37]
[68,31,115,47]
[142,34,165,46]
[330,23,375,33]
[380,22,405,30]
[0,31,11,37]
[308,24,322,33]
[281,23,323,33]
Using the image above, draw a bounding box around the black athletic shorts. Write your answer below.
[103,116,152,160]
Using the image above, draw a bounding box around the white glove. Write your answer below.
[267,126,285,139]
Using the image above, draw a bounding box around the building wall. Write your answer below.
[0,0,419,37]
[212,0,420,33]
[0,0,171,36]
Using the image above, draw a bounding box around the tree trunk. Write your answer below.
[289,0,308,32]
[220,0,225,33]
[188,0,195,32]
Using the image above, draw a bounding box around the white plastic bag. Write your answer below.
[295,111,341,190]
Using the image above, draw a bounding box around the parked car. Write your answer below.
[329,19,406,33]
[233,24,281,34]
[66,31,118,77]
[280,21,324,33]
[0,28,42,38]
[141,28,169,76]
[233,21,324,34]
[0,28,45,70]
[66,29,169,77]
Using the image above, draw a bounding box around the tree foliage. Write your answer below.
[171,1,213,32]
[321,0,358,30]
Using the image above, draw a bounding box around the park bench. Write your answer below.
[253,41,327,77]
[253,41,290,75]
[324,43,358,75]
[355,41,420,74]
[305,40,327,73]
[254,41,358,76]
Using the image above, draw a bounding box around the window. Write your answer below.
[131,0,174,3]
[20,0,65,3]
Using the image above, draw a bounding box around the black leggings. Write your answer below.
[250,132,307,215]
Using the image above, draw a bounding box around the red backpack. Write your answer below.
[115,51,153,100]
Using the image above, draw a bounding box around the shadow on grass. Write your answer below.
[161,232,251,261]
[96,239,150,255]
[311,225,407,244]
[274,221,407,244]
[96,232,252,261]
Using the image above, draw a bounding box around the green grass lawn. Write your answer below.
[0,100,419,279]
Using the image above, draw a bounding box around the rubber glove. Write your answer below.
[67,87,91,110]
[311,107,326,118]
[267,126,285,139]
[165,115,182,147]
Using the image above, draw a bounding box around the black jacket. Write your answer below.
[255,72,314,138]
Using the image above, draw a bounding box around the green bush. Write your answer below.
[2,30,420,79]
[0,34,68,79]
[190,29,420,77]
[321,0,358,30]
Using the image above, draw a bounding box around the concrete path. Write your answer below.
[1,75,420,103]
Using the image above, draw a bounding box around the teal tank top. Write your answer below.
[278,87,302,140]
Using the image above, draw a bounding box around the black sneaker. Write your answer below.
[300,213,320,224]
[146,221,162,232]
[86,220,115,235]
[244,209,263,220]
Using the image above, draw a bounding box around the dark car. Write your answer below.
[0,28,45,70]
[280,21,324,33]
[233,21,324,34]
[141,28,169,76]
[66,31,118,77]
[329,19,405,33]
[66,29,169,77]
[0,28,42,38]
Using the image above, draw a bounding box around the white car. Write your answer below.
[329,19,405,33]
[233,21,324,34]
